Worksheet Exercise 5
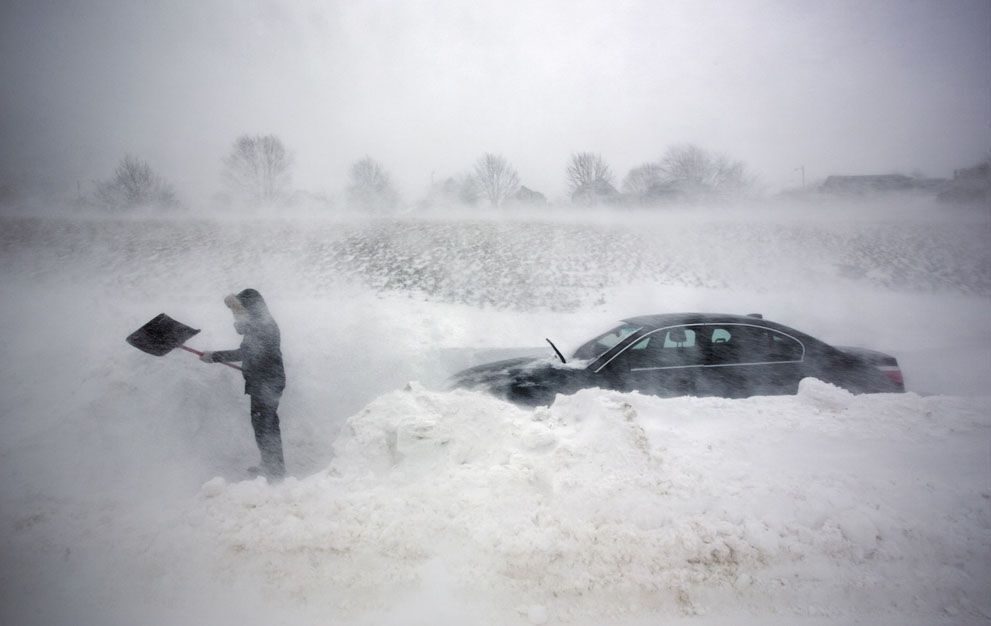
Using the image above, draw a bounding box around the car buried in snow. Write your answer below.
[450,313,905,406]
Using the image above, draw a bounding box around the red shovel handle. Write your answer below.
[180,345,243,371]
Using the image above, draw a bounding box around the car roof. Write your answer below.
[621,313,774,329]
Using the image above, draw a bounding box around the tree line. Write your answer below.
[84,134,757,211]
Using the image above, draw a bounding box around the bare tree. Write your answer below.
[473,153,520,207]
[455,173,481,206]
[567,152,619,205]
[566,152,613,193]
[658,144,753,196]
[94,155,178,210]
[622,162,664,197]
[419,173,483,209]
[222,134,293,205]
[346,157,399,212]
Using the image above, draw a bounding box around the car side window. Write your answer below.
[706,327,739,364]
[705,325,803,365]
[764,332,803,361]
[614,327,703,370]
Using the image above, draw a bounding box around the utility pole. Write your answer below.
[794,165,805,189]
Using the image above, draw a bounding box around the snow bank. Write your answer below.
[192,381,991,624]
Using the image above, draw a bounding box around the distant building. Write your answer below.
[571,179,620,205]
[818,174,953,197]
[643,179,701,202]
[820,174,915,194]
[513,185,547,205]
[938,161,989,204]
[0,183,18,207]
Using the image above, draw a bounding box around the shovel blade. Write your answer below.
[126,314,201,356]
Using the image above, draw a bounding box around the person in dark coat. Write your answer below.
[200,288,286,479]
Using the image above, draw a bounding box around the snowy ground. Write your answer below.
[0,202,989,625]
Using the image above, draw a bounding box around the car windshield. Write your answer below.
[571,323,642,361]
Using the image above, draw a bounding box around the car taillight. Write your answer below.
[877,365,904,388]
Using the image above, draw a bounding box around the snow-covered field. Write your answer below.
[1,202,989,625]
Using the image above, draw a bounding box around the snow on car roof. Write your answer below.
[622,312,771,328]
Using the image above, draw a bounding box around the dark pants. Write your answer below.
[250,393,285,478]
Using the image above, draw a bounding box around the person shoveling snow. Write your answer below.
[200,289,287,480]
[126,288,287,480]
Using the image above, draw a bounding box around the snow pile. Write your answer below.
[193,381,991,624]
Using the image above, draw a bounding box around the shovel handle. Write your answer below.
[180,345,243,371]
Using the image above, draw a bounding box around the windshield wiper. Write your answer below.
[546,338,567,364]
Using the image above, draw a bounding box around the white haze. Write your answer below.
[1,0,989,203]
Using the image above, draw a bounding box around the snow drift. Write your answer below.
[188,382,990,624]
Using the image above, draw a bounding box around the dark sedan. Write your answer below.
[450,313,905,406]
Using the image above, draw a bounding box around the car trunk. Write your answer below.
[835,346,904,390]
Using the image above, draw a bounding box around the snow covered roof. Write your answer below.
[622,312,772,329]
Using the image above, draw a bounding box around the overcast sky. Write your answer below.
[1,0,988,203]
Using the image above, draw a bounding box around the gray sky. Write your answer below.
[2,0,989,203]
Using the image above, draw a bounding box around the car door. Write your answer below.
[696,324,806,397]
[595,326,702,397]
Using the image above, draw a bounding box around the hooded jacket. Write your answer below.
[210,289,286,397]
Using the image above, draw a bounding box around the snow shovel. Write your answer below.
[126,313,242,371]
